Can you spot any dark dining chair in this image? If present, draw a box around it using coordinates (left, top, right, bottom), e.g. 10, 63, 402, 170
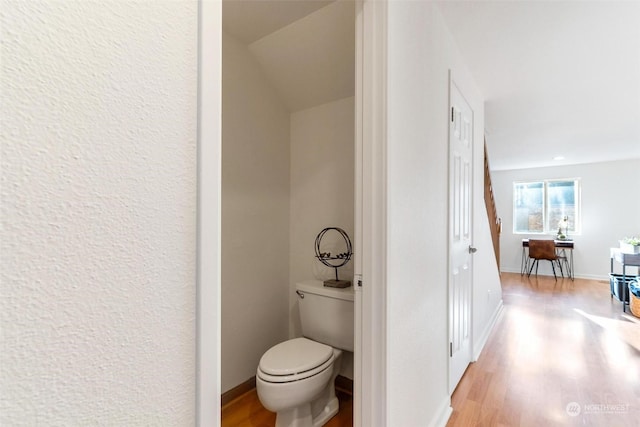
527, 239, 561, 279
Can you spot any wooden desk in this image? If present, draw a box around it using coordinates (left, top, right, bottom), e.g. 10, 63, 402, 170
521, 239, 574, 279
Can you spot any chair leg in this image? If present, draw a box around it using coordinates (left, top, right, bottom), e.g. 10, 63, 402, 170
550, 260, 557, 280
557, 260, 564, 277
527, 260, 536, 277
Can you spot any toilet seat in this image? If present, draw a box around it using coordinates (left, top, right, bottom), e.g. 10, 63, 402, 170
258, 338, 334, 383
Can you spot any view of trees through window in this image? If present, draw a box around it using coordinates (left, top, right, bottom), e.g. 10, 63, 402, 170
513, 179, 580, 234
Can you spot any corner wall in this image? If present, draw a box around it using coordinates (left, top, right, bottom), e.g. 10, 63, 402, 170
471, 198, 504, 359
493, 159, 640, 279
221, 32, 291, 393
1, 2, 197, 424
289, 97, 355, 333
289, 97, 355, 377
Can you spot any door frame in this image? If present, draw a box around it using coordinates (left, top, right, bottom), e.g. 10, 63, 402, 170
197, 1, 222, 426
196, 1, 389, 426
354, 1, 388, 426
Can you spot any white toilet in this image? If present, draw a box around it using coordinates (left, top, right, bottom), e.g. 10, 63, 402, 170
256, 280, 354, 427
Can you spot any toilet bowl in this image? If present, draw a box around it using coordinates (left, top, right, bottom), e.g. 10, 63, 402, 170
256, 280, 354, 427
256, 338, 342, 427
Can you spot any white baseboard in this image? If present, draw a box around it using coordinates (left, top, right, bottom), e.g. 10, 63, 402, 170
473, 300, 504, 361
428, 396, 453, 427
575, 274, 610, 281
499, 267, 522, 274
500, 268, 610, 282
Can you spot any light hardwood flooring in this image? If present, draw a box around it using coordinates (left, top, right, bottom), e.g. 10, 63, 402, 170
221, 386, 352, 427
448, 272, 640, 426
222, 272, 639, 426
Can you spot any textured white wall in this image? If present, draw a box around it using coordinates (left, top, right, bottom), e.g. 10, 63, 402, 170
493, 159, 640, 279
1, 2, 198, 425
221, 32, 291, 393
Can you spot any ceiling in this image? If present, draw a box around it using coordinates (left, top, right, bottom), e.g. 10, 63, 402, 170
222, 0, 333, 45
222, 0, 640, 171
437, 0, 640, 170
222, 0, 354, 112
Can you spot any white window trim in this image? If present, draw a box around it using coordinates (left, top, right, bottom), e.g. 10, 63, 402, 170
512, 178, 581, 236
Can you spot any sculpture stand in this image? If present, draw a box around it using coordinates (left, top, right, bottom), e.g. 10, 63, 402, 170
323, 279, 351, 288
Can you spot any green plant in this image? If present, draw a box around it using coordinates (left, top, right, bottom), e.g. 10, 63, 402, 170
623, 236, 640, 246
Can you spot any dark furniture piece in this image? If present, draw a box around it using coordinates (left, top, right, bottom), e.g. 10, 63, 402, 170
610, 248, 640, 312
521, 239, 574, 280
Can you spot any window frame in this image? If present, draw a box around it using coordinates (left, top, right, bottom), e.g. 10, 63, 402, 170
512, 178, 581, 235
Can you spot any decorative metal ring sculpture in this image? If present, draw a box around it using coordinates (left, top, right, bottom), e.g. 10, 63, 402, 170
314, 227, 352, 281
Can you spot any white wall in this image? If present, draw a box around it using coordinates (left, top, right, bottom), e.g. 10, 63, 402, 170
289, 96, 355, 376
385, 2, 501, 425
472, 170, 504, 359
493, 159, 640, 279
221, 32, 291, 393
1, 2, 197, 425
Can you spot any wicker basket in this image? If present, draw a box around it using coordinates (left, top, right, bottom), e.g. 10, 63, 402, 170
630, 280, 640, 318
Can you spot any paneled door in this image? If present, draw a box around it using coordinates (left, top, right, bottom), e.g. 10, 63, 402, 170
448, 79, 474, 394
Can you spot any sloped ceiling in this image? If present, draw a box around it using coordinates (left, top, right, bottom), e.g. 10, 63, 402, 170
222, 0, 639, 170
222, 0, 355, 112
222, 0, 333, 45
437, 0, 640, 170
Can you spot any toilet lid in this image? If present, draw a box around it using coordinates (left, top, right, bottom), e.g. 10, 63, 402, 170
259, 337, 333, 376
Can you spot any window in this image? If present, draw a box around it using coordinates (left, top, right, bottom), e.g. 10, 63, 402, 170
513, 179, 580, 235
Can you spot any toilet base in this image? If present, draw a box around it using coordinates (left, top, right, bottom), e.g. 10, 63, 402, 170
311, 396, 339, 427
273, 350, 343, 427
275, 396, 339, 427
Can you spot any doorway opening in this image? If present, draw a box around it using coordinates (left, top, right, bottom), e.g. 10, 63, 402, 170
219, 1, 357, 424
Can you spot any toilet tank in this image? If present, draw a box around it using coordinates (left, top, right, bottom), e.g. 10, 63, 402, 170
296, 280, 354, 352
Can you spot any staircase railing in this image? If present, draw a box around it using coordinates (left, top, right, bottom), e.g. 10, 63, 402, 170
484, 141, 501, 272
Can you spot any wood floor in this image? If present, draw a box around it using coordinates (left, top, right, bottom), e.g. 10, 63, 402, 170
448, 272, 640, 427
221, 386, 352, 427
222, 272, 640, 426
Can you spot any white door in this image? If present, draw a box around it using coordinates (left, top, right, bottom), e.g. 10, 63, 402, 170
448, 80, 474, 394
